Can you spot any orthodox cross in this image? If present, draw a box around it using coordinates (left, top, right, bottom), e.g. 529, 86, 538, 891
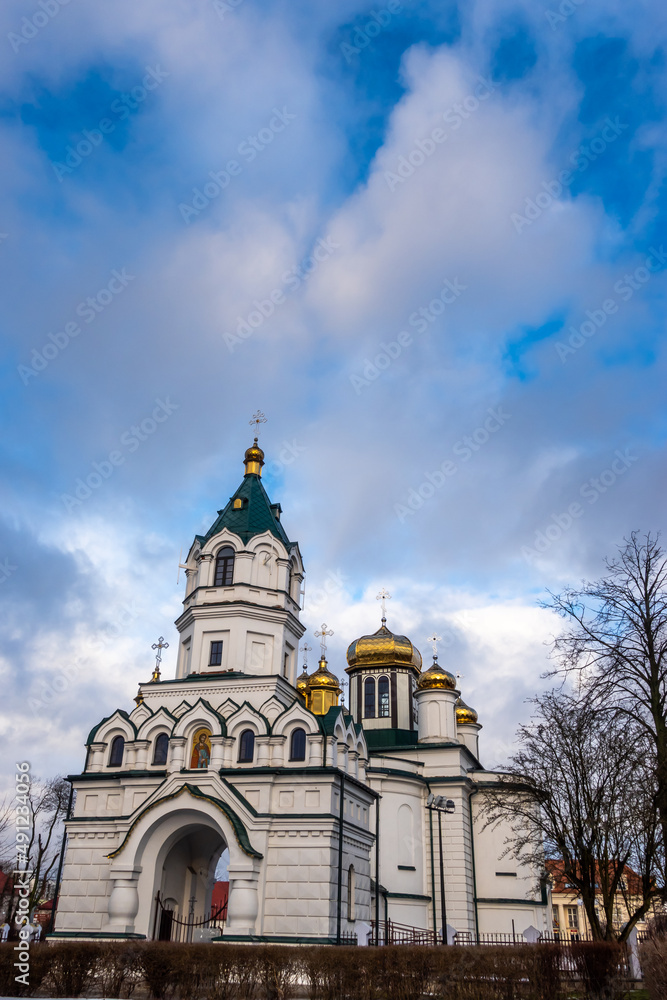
249, 410, 267, 438
300, 642, 312, 669
426, 632, 442, 661
151, 636, 169, 682
314, 623, 333, 659
376, 588, 391, 623
340, 676, 349, 710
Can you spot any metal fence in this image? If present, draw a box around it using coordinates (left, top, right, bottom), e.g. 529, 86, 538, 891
153, 891, 228, 943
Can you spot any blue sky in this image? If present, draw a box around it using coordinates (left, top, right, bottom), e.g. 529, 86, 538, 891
1, 0, 666, 790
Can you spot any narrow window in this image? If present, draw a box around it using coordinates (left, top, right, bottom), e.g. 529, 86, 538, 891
364, 677, 376, 718
238, 729, 255, 763
347, 865, 356, 921
378, 675, 390, 718
153, 733, 169, 766
283, 652, 289, 676
290, 728, 306, 761
287, 563, 293, 598
109, 735, 124, 768
209, 640, 223, 666
214, 546, 235, 587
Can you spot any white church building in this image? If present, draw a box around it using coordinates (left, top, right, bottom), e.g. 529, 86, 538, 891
52, 436, 551, 944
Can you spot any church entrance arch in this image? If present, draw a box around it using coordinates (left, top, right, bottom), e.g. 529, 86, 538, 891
153, 824, 226, 941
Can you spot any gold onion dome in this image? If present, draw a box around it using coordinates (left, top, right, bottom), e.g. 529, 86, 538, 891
306, 657, 341, 693
455, 697, 478, 725
416, 656, 457, 691
296, 666, 310, 697
243, 438, 265, 476
346, 621, 422, 671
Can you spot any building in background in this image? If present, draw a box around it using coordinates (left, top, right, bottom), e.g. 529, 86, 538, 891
52, 435, 550, 944
547, 860, 661, 939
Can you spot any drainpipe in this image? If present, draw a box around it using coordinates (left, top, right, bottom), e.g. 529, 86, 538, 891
468, 788, 480, 942
48, 781, 73, 936
375, 798, 380, 946
336, 770, 345, 944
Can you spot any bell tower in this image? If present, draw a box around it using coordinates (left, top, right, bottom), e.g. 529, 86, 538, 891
174, 423, 305, 684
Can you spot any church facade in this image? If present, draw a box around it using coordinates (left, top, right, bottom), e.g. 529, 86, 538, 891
53, 437, 550, 944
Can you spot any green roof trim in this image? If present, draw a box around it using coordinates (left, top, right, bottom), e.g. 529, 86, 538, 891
86, 709, 136, 746
198, 473, 292, 547
106, 783, 263, 860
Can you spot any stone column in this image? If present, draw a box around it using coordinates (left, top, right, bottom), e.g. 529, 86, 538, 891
169, 737, 186, 771
133, 740, 150, 770
87, 742, 107, 772
106, 865, 142, 934
256, 736, 271, 767
226, 862, 261, 935
209, 735, 225, 770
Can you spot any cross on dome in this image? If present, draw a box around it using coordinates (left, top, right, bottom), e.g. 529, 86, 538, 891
249, 410, 267, 438
300, 642, 312, 669
151, 636, 169, 682
376, 588, 391, 624
314, 623, 334, 658
426, 632, 442, 660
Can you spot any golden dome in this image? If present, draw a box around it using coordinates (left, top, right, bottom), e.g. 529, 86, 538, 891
416, 657, 457, 691
244, 438, 265, 476
296, 667, 310, 697
346, 623, 422, 672
455, 697, 478, 725
306, 657, 341, 693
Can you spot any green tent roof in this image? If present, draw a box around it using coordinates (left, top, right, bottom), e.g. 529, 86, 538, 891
197, 473, 292, 548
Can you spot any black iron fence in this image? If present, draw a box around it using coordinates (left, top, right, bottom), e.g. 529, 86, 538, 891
153, 891, 228, 943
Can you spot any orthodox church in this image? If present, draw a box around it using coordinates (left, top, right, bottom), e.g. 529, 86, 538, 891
53, 435, 550, 944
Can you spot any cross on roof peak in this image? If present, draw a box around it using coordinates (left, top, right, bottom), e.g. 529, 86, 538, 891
376, 588, 391, 623
314, 623, 333, 658
249, 410, 267, 438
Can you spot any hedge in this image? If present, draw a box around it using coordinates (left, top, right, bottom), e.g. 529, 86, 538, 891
0, 939, 629, 999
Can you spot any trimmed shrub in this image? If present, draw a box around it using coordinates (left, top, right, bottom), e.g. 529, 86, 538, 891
571, 941, 624, 1000
0, 941, 51, 998
640, 927, 667, 1000
46, 941, 103, 997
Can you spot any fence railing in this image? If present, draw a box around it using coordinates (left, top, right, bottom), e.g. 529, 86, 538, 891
153, 891, 228, 943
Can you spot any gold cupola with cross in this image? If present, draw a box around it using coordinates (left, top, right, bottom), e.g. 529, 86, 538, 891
305, 624, 342, 715
345, 590, 422, 746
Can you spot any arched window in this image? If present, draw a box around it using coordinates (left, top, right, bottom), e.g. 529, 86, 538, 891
347, 865, 356, 921
108, 735, 124, 768
290, 728, 306, 761
214, 546, 235, 587
153, 733, 169, 766
364, 677, 376, 718
378, 675, 390, 718
238, 729, 255, 763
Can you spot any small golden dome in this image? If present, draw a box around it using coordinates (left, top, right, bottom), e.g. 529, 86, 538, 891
296, 667, 310, 697
306, 657, 341, 693
346, 623, 422, 672
455, 697, 478, 724
416, 657, 457, 691
244, 437, 265, 476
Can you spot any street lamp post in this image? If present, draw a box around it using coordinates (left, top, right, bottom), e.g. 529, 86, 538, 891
426, 793, 455, 945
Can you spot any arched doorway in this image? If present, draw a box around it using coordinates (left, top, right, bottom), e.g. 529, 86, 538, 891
154, 824, 227, 941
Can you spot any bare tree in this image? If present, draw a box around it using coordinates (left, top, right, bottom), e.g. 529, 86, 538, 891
484, 691, 663, 942
6, 777, 70, 924
543, 531, 667, 889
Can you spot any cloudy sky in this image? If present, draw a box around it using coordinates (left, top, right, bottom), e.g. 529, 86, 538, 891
1, 0, 666, 793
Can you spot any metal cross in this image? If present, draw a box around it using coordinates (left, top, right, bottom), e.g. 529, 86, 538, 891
376, 588, 391, 621
152, 636, 169, 667
314, 623, 334, 657
340, 677, 349, 710
249, 410, 267, 437
426, 633, 442, 658
300, 643, 312, 669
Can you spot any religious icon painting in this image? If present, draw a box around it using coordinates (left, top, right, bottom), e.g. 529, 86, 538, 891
190, 728, 212, 769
